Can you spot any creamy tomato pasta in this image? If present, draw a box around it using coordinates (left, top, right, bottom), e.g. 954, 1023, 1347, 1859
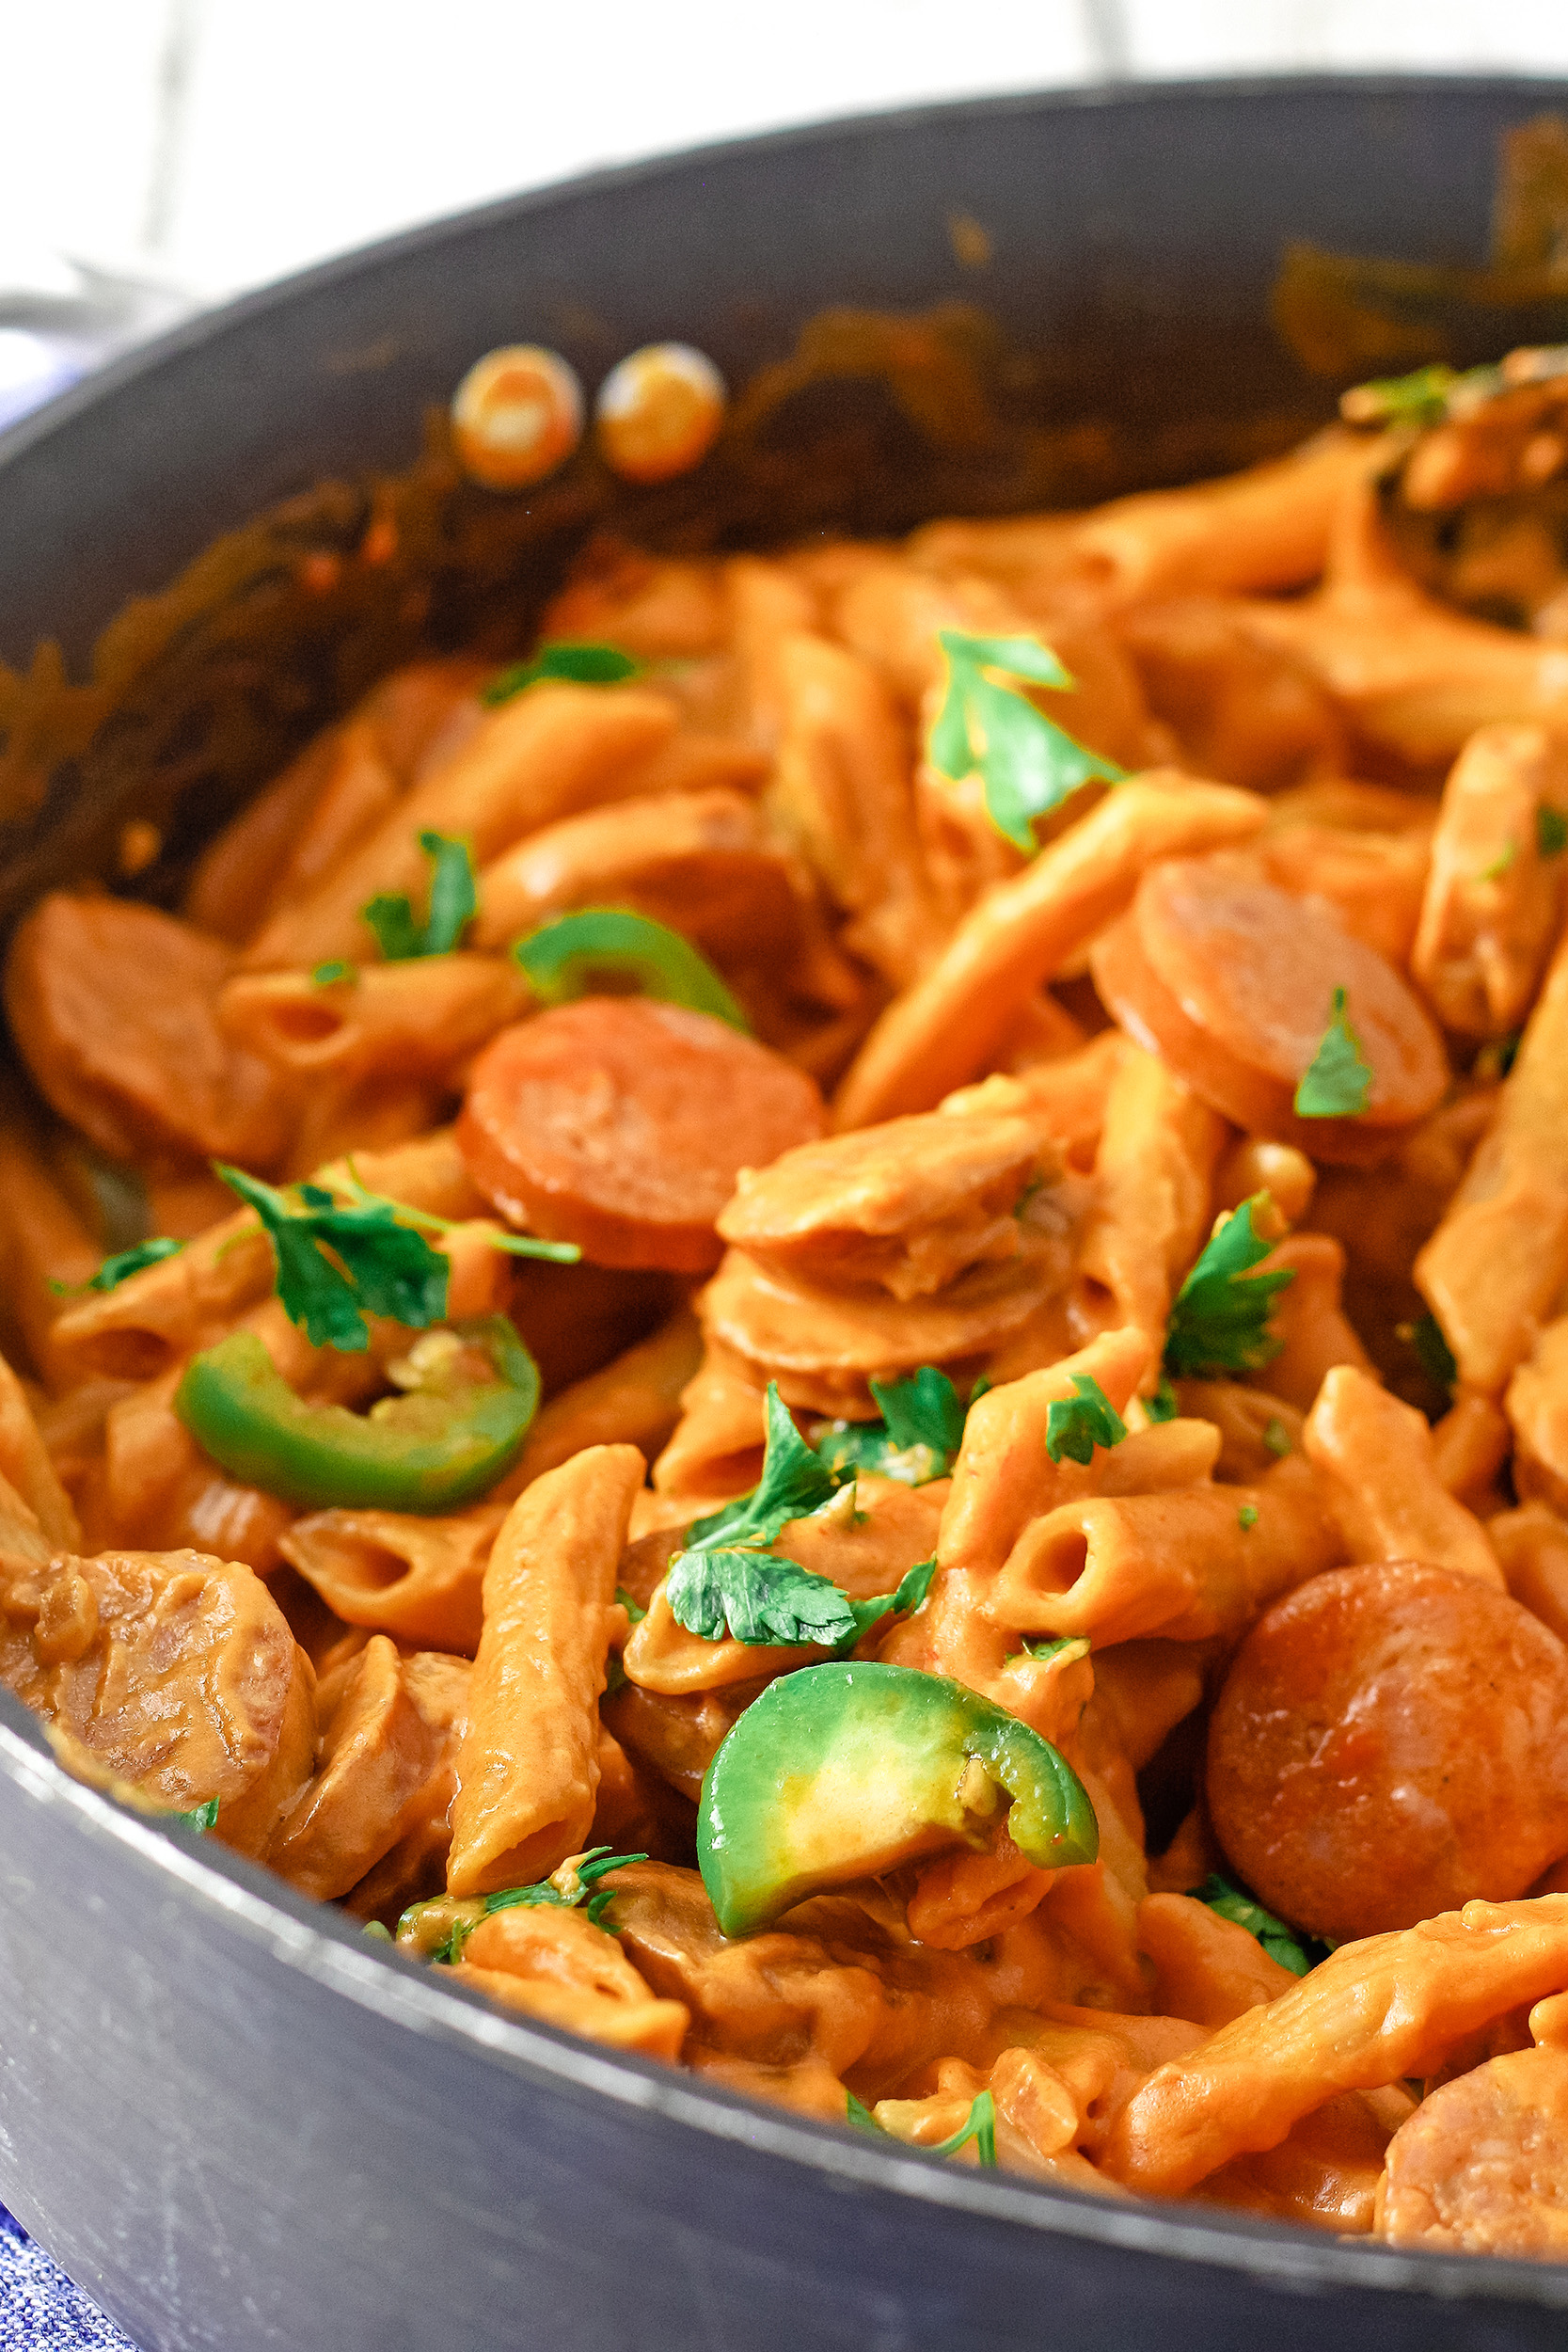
8, 343, 1568, 2259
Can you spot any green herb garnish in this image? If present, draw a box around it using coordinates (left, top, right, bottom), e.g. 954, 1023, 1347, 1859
1538, 804, 1568, 859
688, 1385, 846, 1550
362, 831, 477, 961
1008, 1634, 1091, 1667
928, 629, 1128, 856
482, 641, 642, 707
312, 960, 357, 986
51, 1234, 186, 1298
1164, 1193, 1295, 1377
1339, 360, 1465, 428
174, 1797, 219, 1834
1189, 1873, 1324, 1978
1043, 1374, 1127, 1467
1145, 1375, 1180, 1425
1263, 1417, 1292, 1459
1237, 1503, 1259, 1533
614, 1586, 648, 1626
814, 1365, 970, 1486
1404, 1311, 1458, 1396
362, 1919, 393, 1941
1293, 986, 1373, 1120
430, 1847, 647, 1961
1478, 838, 1518, 883
847, 2087, 997, 2167
667, 1549, 935, 1653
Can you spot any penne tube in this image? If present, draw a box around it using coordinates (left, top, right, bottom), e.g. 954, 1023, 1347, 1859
242, 683, 680, 971
246, 718, 402, 936
601, 729, 771, 802
1063, 429, 1378, 608
1245, 1232, 1372, 1412
1136, 1892, 1298, 2029
1489, 1501, 1568, 1645
0, 1113, 103, 1390
0, 1349, 79, 1547
832, 775, 1265, 1128
651, 1341, 768, 1501
1416, 923, 1568, 1393
768, 631, 938, 987
726, 555, 818, 747
1303, 1364, 1502, 1584
446, 1442, 644, 1897
1104, 1894, 1568, 2196
1505, 1314, 1568, 1514
184, 725, 344, 942
1076, 1047, 1227, 1375
49, 1127, 483, 1386
1241, 488, 1568, 768
280, 1503, 506, 1653
1411, 723, 1568, 1036
494, 1308, 704, 1499
1430, 1390, 1513, 1511
990, 1455, 1338, 1646
219, 954, 529, 1085
1088, 1643, 1209, 1775
468, 787, 799, 959
1173, 1381, 1303, 1482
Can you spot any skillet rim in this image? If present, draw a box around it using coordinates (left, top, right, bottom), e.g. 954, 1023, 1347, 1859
6, 68, 1568, 2308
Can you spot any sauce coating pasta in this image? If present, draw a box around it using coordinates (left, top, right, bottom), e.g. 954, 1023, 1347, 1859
12, 333, 1568, 2258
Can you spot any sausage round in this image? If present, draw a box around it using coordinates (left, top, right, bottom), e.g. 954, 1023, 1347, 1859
1207, 1558, 1568, 1942
458, 997, 826, 1271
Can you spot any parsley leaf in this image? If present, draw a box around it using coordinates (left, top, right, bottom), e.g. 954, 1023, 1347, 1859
1044, 1374, 1127, 1467
1237, 1502, 1259, 1532
1008, 1634, 1091, 1666
929, 629, 1128, 856
341, 1165, 581, 1266
173, 1797, 219, 1833
482, 641, 643, 707
1145, 1375, 1180, 1425
688, 1384, 844, 1550
58, 1235, 185, 1297
614, 1585, 647, 1626
362, 831, 477, 961
1293, 986, 1372, 1119
847, 2087, 997, 2167
311, 960, 356, 986
1403, 1311, 1458, 1396
1163, 1193, 1295, 1377
1539, 804, 1568, 859
214, 1165, 451, 1352
667, 1548, 863, 1646
1339, 360, 1465, 428
666, 1547, 936, 1653
1189, 1873, 1325, 1978
815, 1365, 969, 1486
436, 1848, 647, 1959
1478, 838, 1518, 883
1263, 1417, 1292, 1459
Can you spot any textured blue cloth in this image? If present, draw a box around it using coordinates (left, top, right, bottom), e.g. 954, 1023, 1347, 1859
0, 2208, 136, 2349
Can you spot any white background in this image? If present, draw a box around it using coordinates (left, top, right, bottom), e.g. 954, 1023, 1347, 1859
7, 0, 1568, 300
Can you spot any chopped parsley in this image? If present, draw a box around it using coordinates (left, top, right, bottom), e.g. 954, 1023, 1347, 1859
1538, 804, 1568, 859
482, 641, 643, 707
53, 1234, 185, 1298
1164, 1193, 1295, 1377
172, 1797, 219, 1834
1293, 987, 1373, 1120
1144, 1375, 1180, 1425
1237, 1503, 1259, 1533
815, 1365, 971, 1486
689, 1385, 845, 1551
1008, 1634, 1091, 1667
1339, 360, 1466, 428
1402, 1311, 1458, 1396
667, 1549, 935, 1651
614, 1586, 648, 1626
426, 1848, 648, 1962
1263, 1417, 1292, 1459
1044, 1374, 1127, 1467
847, 2087, 997, 2167
1188, 1873, 1326, 1978
362, 831, 477, 961
1477, 838, 1518, 884
311, 960, 357, 986
928, 629, 1127, 855
214, 1163, 578, 1353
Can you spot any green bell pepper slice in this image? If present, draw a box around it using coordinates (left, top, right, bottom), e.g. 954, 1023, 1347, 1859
697, 1660, 1098, 1937
175, 1313, 539, 1513
513, 907, 750, 1033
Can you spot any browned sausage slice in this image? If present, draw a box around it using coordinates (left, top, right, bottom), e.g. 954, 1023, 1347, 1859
458, 999, 825, 1271
1207, 1559, 1568, 1943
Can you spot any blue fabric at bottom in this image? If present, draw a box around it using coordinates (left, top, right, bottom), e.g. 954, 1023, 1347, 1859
0, 2208, 137, 2350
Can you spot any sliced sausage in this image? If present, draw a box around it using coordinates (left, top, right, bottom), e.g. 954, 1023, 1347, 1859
1092, 856, 1448, 1164
458, 999, 825, 1271
1378, 2043, 1568, 2257
1208, 1559, 1568, 1943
